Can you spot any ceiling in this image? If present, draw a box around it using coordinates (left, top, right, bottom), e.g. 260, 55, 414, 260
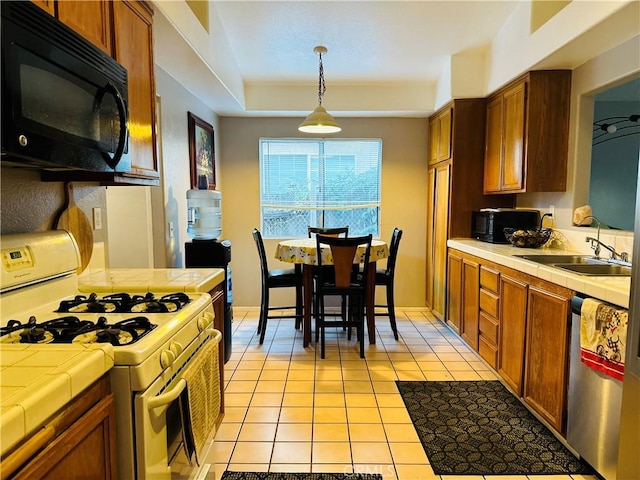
152, 1, 639, 118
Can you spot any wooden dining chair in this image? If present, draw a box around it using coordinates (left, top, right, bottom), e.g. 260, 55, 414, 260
374, 227, 403, 340
252, 228, 303, 344
315, 233, 372, 359
308, 225, 349, 325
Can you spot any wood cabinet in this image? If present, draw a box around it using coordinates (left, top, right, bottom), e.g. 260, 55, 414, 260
428, 107, 452, 165
478, 266, 500, 368
6, 375, 117, 479
483, 70, 571, 194
426, 100, 513, 320
447, 248, 573, 434
524, 286, 571, 432
461, 258, 479, 351
32, 0, 113, 55
498, 274, 528, 394
446, 250, 463, 334
112, 0, 159, 184
40, 0, 159, 186
426, 161, 451, 319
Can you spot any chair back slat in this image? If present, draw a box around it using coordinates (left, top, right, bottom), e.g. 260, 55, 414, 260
330, 244, 359, 287
316, 234, 372, 288
252, 228, 269, 277
385, 227, 403, 277
308, 226, 349, 238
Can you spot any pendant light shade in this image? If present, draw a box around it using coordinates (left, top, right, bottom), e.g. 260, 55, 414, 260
298, 106, 342, 133
298, 46, 341, 134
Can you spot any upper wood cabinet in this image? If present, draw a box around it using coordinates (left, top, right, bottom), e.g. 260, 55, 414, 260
483, 70, 571, 194
112, 0, 159, 183
425, 100, 513, 320
31, 1, 113, 56
428, 107, 452, 165
39, 0, 159, 186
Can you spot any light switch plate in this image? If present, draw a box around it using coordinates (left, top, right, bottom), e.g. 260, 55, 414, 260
92, 208, 102, 230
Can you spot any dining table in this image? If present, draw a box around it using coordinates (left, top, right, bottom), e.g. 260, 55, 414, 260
275, 237, 389, 347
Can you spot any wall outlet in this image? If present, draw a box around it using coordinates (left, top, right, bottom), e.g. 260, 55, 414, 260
92, 207, 102, 230
548, 205, 555, 219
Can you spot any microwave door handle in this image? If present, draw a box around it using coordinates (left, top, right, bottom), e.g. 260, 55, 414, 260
98, 81, 129, 170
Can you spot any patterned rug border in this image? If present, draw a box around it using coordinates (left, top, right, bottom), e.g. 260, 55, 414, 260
396, 380, 594, 476
220, 472, 382, 480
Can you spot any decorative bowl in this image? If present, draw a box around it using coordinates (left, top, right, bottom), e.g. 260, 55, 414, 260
503, 227, 552, 248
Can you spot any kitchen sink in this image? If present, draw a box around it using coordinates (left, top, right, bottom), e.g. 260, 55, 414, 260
514, 254, 599, 265
514, 254, 632, 276
553, 263, 632, 276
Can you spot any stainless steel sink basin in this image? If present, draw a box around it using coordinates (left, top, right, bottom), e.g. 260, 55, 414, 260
514, 254, 632, 276
553, 263, 632, 276
514, 254, 598, 265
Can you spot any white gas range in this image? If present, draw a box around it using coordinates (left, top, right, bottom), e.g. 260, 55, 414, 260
1, 231, 221, 479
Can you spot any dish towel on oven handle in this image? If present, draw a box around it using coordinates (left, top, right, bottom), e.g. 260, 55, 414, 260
179, 329, 222, 466
580, 298, 628, 381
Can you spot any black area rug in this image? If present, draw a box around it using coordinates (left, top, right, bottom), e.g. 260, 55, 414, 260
396, 380, 594, 476
221, 473, 382, 480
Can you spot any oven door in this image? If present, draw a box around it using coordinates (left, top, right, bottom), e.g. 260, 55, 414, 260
134, 329, 220, 480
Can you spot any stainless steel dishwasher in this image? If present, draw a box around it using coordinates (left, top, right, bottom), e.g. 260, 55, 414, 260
567, 295, 624, 480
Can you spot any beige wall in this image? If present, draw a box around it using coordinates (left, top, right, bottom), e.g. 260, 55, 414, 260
219, 117, 429, 308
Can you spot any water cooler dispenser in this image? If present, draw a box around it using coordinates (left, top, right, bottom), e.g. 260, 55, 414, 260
184, 189, 233, 363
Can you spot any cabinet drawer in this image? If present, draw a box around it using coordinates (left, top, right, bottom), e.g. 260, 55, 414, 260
479, 335, 498, 369
480, 266, 499, 293
479, 311, 499, 344
479, 288, 499, 318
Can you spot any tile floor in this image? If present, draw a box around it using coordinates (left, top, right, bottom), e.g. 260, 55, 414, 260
206, 308, 597, 480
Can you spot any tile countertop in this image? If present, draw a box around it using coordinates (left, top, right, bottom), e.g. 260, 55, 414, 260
448, 239, 631, 309
78, 268, 225, 293
1, 343, 114, 457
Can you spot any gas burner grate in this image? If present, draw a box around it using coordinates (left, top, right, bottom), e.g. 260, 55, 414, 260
56, 292, 191, 314
0, 315, 157, 346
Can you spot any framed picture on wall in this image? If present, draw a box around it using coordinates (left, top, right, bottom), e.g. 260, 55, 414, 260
188, 112, 216, 190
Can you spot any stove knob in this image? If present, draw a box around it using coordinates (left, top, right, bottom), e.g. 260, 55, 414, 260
160, 349, 176, 369
197, 313, 213, 332
169, 342, 183, 357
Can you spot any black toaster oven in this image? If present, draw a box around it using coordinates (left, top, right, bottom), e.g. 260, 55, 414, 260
472, 209, 541, 243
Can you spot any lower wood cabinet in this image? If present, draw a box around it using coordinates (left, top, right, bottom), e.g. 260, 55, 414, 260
447, 248, 573, 434
446, 251, 463, 334
8, 375, 117, 479
461, 259, 480, 351
498, 274, 528, 395
524, 286, 571, 432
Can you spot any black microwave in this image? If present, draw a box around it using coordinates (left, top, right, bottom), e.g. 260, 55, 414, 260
1, 1, 130, 172
472, 209, 541, 243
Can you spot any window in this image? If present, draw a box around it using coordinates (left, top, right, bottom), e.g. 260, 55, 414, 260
260, 138, 382, 238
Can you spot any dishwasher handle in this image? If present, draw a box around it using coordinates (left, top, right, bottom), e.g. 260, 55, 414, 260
571, 295, 586, 315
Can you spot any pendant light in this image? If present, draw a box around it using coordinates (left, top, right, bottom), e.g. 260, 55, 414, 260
298, 46, 342, 134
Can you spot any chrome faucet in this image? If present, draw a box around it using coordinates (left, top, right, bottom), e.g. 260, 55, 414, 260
583, 215, 629, 262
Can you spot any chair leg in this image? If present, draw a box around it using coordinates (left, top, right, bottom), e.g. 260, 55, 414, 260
259, 288, 269, 344
295, 283, 303, 330
341, 295, 347, 331
387, 283, 399, 340
319, 298, 326, 359
358, 296, 365, 358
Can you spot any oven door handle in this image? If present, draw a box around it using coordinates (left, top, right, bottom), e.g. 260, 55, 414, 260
148, 379, 186, 411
